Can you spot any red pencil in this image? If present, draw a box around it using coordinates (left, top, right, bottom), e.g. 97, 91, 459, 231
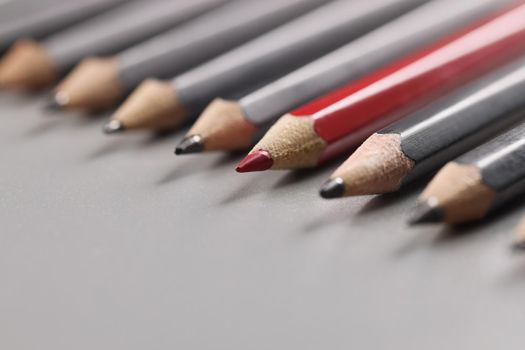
236, 0, 525, 173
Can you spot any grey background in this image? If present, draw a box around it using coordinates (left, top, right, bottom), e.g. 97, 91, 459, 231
1, 91, 525, 349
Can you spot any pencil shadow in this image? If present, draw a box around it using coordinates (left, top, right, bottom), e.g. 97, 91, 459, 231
272, 156, 344, 190
211, 152, 244, 167
87, 130, 180, 161
208, 152, 243, 171
300, 205, 354, 234
392, 200, 525, 257
218, 173, 276, 206
135, 130, 178, 149
21, 118, 62, 137
431, 200, 525, 247
357, 177, 429, 216
85, 138, 130, 160
498, 255, 525, 287
391, 230, 435, 258
156, 153, 236, 186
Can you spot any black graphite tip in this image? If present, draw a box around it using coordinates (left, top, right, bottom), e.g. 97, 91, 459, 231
408, 201, 444, 225
42, 95, 62, 112
320, 177, 346, 199
103, 120, 125, 135
175, 135, 204, 155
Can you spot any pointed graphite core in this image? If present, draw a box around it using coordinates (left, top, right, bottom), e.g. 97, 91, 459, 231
103, 120, 125, 134
236, 150, 273, 173
408, 199, 444, 225
175, 135, 204, 155
320, 177, 345, 199
43, 94, 62, 112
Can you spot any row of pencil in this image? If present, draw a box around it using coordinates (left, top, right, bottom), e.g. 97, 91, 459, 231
3, 0, 525, 243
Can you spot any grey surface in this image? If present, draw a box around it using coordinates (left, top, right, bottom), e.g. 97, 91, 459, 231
2, 91, 525, 350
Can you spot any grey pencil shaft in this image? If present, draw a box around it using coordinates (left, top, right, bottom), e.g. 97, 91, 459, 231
241, 0, 513, 126
45, 0, 226, 75
0, 0, 129, 53
384, 58, 525, 184
117, 0, 329, 92
174, 0, 425, 113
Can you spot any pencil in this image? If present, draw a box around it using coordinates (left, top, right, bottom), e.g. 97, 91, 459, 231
50, 0, 326, 113
105, 0, 424, 134
320, 57, 525, 199
0, 0, 226, 90
0, 0, 129, 54
236, 1, 525, 173
409, 121, 525, 226
178, 0, 511, 154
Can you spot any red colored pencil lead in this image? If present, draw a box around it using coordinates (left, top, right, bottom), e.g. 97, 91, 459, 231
236, 150, 274, 173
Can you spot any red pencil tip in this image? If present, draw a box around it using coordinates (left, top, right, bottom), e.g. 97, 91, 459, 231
236, 150, 273, 173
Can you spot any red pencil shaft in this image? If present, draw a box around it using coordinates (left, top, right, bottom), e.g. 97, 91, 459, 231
291, 1, 525, 163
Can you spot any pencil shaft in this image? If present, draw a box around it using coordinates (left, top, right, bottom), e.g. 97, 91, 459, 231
117, 0, 329, 92
173, 0, 425, 115
241, 0, 511, 128
0, 0, 128, 53
302, 1, 525, 163
44, 0, 224, 74
383, 58, 525, 184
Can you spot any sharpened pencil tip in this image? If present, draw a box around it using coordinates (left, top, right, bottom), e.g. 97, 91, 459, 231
408, 200, 444, 225
43, 95, 62, 112
320, 178, 345, 199
103, 120, 125, 135
236, 150, 273, 173
175, 135, 204, 155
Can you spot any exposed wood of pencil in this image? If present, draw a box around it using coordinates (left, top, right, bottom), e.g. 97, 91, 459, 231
241, 114, 327, 171
182, 99, 257, 152
0, 39, 56, 89
52, 58, 122, 110
110, 79, 185, 131
326, 133, 414, 197
417, 162, 496, 225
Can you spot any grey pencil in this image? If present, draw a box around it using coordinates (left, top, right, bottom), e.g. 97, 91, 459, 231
320, 57, 525, 199
179, 0, 513, 154
50, 0, 328, 113
0, 0, 129, 55
107, 0, 427, 134
0, 0, 226, 90
409, 120, 525, 225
